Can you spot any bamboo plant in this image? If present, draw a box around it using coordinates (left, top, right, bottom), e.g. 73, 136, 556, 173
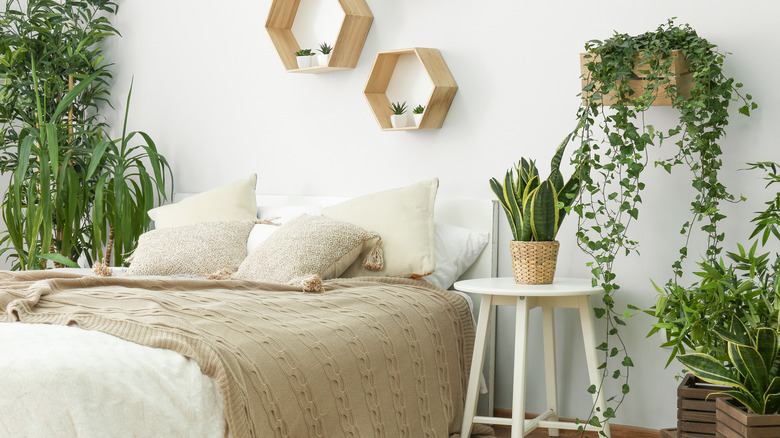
0, 0, 172, 269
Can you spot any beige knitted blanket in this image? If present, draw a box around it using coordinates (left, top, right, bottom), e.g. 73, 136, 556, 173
0, 271, 493, 438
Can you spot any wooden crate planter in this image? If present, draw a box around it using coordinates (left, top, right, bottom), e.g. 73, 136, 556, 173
678, 374, 731, 438
579, 50, 693, 106
716, 398, 780, 438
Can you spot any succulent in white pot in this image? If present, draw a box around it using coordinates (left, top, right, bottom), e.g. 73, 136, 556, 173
317, 42, 332, 67
412, 104, 425, 126
294, 49, 315, 69
389, 101, 408, 128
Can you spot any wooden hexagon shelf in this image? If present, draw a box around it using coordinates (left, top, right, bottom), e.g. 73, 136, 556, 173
364, 48, 458, 131
265, 0, 373, 74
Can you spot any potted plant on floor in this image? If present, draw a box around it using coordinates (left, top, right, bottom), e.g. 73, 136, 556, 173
389, 101, 407, 128
678, 314, 780, 437
648, 162, 780, 436
317, 42, 332, 67
294, 49, 315, 68
489, 133, 582, 284
412, 104, 425, 126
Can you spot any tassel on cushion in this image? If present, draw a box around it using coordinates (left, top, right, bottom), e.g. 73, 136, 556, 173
206, 267, 234, 280
92, 262, 113, 277
362, 238, 384, 271
301, 274, 324, 293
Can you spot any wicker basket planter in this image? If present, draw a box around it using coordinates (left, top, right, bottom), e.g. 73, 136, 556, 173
677, 374, 730, 438
510, 240, 559, 284
716, 397, 780, 438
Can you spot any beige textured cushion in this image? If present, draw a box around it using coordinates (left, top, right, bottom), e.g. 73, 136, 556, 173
148, 174, 258, 228
323, 178, 438, 278
126, 220, 255, 276
233, 214, 379, 286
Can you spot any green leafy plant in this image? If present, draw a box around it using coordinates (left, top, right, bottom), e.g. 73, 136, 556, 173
294, 49, 314, 56
88, 81, 173, 267
0, 0, 119, 269
389, 101, 407, 115
412, 105, 425, 114
489, 134, 581, 242
318, 43, 332, 55
648, 162, 780, 366
569, 19, 756, 431
0, 0, 172, 269
678, 315, 780, 415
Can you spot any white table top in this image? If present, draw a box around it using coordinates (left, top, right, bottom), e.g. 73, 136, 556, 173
453, 277, 604, 297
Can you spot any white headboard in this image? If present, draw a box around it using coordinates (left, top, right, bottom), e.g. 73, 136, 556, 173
173, 193, 499, 282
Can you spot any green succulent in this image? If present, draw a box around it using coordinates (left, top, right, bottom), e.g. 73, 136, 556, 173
413, 105, 425, 114
678, 315, 780, 415
294, 49, 314, 56
489, 133, 582, 242
318, 42, 333, 55
389, 101, 407, 115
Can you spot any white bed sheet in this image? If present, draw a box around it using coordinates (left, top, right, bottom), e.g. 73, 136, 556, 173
0, 322, 226, 438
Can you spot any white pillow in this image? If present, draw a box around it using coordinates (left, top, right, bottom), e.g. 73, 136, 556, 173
148, 174, 258, 228
424, 223, 489, 290
323, 178, 438, 278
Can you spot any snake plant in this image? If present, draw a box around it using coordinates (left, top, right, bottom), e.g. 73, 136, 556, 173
678, 315, 780, 414
489, 133, 582, 241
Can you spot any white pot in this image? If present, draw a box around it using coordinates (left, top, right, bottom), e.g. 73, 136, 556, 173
390, 114, 407, 129
317, 54, 330, 66
296, 56, 312, 69
413, 113, 423, 126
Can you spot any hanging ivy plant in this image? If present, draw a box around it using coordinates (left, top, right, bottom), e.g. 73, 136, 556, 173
571, 19, 755, 432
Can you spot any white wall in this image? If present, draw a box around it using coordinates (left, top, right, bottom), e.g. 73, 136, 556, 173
101, 0, 780, 429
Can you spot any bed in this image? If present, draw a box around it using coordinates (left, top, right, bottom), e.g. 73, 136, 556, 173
0, 181, 498, 438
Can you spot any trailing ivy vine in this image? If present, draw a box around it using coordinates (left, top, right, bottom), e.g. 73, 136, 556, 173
571, 19, 755, 433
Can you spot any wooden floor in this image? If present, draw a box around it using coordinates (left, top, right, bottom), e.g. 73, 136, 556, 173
495, 427, 588, 437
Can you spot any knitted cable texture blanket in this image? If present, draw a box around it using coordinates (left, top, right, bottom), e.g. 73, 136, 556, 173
0, 270, 493, 438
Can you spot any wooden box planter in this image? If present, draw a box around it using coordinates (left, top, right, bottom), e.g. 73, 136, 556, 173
716, 397, 780, 438
678, 374, 731, 438
579, 50, 693, 106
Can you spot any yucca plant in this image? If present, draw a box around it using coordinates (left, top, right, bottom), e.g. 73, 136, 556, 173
489, 133, 582, 241
678, 315, 780, 415
389, 101, 407, 115
87, 80, 173, 267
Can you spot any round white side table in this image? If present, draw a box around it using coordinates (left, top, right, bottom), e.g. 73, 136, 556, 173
454, 277, 611, 438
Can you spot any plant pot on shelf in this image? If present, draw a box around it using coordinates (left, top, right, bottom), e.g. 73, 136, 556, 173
317, 54, 330, 66
413, 113, 423, 126
510, 240, 559, 284
716, 397, 780, 438
296, 56, 312, 69
390, 114, 407, 129
677, 373, 730, 438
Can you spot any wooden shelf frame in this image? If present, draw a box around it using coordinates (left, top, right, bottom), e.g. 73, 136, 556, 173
364, 48, 458, 131
580, 50, 692, 106
265, 0, 373, 74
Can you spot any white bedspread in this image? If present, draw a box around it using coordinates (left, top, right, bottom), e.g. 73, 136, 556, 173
0, 322, 226, 438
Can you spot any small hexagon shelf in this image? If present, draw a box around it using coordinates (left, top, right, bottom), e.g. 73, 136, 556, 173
364, 48, 458, 131
265, 0, 373, 74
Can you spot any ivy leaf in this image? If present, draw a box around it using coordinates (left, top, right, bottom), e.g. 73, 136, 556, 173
622, 356, 634, 367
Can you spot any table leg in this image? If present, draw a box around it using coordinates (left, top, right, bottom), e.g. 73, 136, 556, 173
511, 296, 530, 438
461, 294, 494, 438
578, 295, 611, 438
541, 306, 558, 437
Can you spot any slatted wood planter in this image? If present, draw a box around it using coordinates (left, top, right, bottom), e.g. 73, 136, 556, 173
579, 50, 693, 106
678, 374, 730, 438
716, 398, 780, 438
